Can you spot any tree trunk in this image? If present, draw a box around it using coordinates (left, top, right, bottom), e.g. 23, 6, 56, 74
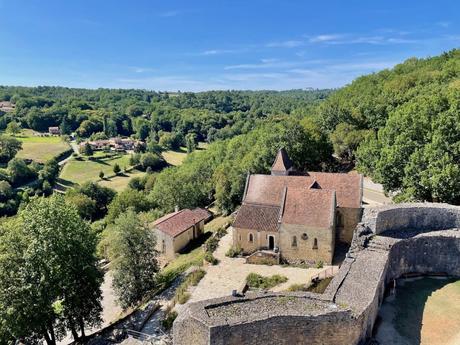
79, 317, 86, 338
44, 331, 56, 345
70, 326, 79, 341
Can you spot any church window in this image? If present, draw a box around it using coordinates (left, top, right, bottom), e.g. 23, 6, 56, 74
292, 236, 297, 247
249, 233, 254, 242
313, 238, 318, 250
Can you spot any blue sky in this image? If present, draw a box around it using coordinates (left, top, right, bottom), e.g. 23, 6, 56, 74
0, 0, 459, 91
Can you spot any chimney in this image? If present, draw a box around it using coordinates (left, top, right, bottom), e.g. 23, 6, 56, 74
175, 205, 179, 212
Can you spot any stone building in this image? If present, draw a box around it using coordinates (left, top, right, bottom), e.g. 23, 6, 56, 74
232, 148, 362, 264
152, 208, 212, 260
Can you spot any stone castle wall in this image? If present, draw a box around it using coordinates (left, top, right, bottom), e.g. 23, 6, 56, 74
174, 203, 460, 345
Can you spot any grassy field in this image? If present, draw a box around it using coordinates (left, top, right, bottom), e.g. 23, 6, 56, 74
376, 277, 460, 345
60, 153, 133, 186
11, 130, 70, 163
162, 142, 209, 167
99, 169, 146, 192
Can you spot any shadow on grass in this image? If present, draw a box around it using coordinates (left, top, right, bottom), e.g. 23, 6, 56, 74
375, 276, 458, 344
178, 232, 212, 255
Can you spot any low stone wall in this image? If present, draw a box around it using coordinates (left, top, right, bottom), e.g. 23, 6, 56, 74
174, 203, 460, 345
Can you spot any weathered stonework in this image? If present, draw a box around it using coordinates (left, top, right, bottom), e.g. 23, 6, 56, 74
174, 203, 460, 345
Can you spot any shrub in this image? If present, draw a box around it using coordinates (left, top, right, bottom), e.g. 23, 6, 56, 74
204, 252, 218, 265
316, 261, 324, 269
161, 310, 177, 330
225, 245, 242, 258
204, 236, 219, 253
187, 269, 206, 286
246, 273, 288, 290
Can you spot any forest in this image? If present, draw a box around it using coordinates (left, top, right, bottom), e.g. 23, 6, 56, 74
318, 48, 460, 204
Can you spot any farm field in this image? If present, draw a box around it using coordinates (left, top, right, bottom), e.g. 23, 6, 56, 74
12, 130, 70, 163
59, 153, 132, 186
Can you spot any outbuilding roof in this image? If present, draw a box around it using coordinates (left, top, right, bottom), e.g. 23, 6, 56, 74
153, 208, 212, 238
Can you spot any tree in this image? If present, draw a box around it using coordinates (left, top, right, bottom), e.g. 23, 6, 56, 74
0, 135, 22, 163
81, 142, 93, 156
39, 159, 60, 185
64, 193, 97, 220
99, 171, 105, 180
6, 121, 21, 136
8, 158, 36, 185
106, 189, 153, 222
185, 133, 197, 153
76, 182, 116, 217
140, 152, 164, 171
113, 163, 121, 175
330, 123, 371, 161
0, 195, 103, 344
105, 210, 159, 308
60, 116, 71, 135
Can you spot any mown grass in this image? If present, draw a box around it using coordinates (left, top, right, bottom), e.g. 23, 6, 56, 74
99, 169, 146, 192
12, 130, 70, 162
59, 153, 132, 185
161, 147, 188, 166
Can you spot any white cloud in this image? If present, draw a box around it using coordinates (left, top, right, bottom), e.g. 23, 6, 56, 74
159, 10, 180, 17
309, 34, 344, 43
266, 40, 303, 48
129, 66, 155, 73
437, 21, 451, 28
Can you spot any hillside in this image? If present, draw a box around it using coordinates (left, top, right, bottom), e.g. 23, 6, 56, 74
317, 49, 460, 204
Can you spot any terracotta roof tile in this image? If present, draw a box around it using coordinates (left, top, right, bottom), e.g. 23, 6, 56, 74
271, 148, 294, 173
244, 173, 361, 208
282, 188, 335, 228
152, 208, 211, 238
233, 204, 280, 232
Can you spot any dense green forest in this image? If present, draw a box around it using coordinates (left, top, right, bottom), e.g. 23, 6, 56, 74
318, 48, 460, 204
0, 87, 330, 141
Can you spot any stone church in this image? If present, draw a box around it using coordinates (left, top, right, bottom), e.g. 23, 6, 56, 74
232, 149, 362, 264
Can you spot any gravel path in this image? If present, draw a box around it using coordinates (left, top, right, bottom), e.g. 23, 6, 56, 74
187, 228, 334, 304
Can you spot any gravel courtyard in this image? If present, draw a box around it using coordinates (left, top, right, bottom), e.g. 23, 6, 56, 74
187, 228, 335, 304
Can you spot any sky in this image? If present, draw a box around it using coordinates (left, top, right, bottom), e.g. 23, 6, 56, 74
0, 0, 459, 91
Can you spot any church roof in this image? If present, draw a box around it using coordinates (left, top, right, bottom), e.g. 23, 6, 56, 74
271, 148, 294, 173
244, 173, 361, 209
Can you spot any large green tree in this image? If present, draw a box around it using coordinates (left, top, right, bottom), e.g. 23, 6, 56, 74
0, 195, 103, 344
104, 210, 159, 308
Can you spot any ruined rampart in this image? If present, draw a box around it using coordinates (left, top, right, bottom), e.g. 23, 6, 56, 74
173, 203, 460, 345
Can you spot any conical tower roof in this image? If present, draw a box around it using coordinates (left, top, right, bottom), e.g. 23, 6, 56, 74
271, 148, 294, 175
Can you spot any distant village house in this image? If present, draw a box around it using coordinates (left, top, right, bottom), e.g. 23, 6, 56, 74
48, 126, 60, 135
79, 137, 140, 152
232, 148, 362, 265
152, 208, 212, 260
0, 101, 15, 113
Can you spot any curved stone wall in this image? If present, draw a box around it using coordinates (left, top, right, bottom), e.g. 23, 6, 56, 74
173, 203, 460, 345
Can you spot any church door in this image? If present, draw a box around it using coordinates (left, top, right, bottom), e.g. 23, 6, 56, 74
268, 235, 275, 250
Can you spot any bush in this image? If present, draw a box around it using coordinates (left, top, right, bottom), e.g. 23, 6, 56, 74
246, 273, 288, 290
204, 236, 219, 253
161, 310, 177, 330
316, 261, 324, 269
225, 245, 242, 258
204, 252, 218, 265
187, 269, 206, 286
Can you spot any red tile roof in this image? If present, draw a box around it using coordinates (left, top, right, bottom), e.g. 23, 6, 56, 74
152, 208, 211, 238
244, 173, 361, 208
233, 204, 280, 232
282, 189, 335, 228
271, 148, 294, 173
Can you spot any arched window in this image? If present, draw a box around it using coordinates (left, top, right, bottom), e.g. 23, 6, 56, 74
249, 233, 254, 242
291, 236, 297, 247
313, 238, 318, 250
